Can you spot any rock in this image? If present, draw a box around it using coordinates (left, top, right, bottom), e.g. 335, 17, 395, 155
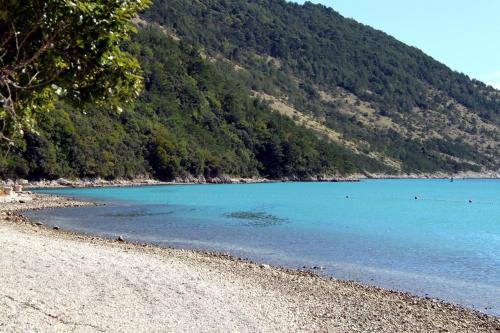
56, 178, 73, 186
311, 266, 325, 270
174, 176, 185, 184
208, 175, 234, 184
222, 175, 233, 184
184, 175, 196, 183
53, 226, 60, 230
3, 186, 13, 196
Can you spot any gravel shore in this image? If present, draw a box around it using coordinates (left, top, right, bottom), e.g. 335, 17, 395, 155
0, 194, 499, 332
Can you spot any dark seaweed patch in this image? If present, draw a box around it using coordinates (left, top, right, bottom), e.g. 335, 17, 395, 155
100, 209, 174, 219
225, 211, 287, 227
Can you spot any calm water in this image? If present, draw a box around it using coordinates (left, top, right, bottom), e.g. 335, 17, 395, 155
28, 180, 500, 315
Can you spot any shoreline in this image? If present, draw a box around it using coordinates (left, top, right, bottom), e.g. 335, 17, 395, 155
1, 170, 499, 190
1, 193, 499, 331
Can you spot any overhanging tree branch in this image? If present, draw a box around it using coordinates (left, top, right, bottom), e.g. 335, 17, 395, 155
0, 0, 151, 151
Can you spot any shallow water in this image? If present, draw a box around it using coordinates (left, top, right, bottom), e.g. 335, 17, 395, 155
28, 180, 500, 315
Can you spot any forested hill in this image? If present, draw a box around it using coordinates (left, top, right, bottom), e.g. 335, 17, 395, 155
1, 0, 499, 181
144, 0, 500, 173
1, 26, 381, 181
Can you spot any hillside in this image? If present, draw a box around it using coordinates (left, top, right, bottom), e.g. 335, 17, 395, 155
0, 26, 382, 181
144, 0, 500, 173
1, 0, 499, 181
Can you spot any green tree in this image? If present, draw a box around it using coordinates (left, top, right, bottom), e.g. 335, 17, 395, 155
0, 0, 150, 152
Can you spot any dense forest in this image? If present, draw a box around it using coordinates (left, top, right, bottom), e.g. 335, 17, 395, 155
0, 27, 383, 180
144, 0, 500, 172
145, 0, 500, 120
1, 0, 499, 180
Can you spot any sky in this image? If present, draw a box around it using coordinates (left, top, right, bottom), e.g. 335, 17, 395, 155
292, 0, 500, 89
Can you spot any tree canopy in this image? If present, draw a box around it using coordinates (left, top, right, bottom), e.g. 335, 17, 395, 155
0, 0, 150, 150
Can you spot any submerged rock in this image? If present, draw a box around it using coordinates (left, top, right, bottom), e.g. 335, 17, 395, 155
311, 266, 326, 271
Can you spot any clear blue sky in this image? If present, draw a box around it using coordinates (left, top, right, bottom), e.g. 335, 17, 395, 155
292, 0, 500, 89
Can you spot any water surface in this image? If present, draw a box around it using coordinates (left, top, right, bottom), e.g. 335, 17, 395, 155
28, 180, 500, 315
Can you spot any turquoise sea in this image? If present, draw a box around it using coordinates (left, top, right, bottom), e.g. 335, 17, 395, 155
29, 179, 500, 315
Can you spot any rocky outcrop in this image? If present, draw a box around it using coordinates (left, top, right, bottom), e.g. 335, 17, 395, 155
2, 170, 498, 190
